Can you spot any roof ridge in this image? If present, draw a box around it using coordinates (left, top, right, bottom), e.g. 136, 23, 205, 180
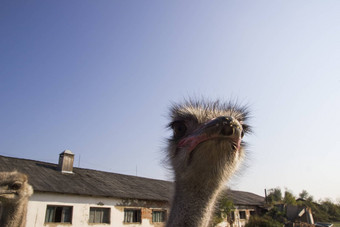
0, 154, 56, 165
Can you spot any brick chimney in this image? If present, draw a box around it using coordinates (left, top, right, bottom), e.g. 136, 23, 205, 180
58, 150, 74, 174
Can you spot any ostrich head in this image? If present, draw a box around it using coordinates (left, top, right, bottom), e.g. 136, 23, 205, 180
167, 99, 250, 188
0, 171, 33, 205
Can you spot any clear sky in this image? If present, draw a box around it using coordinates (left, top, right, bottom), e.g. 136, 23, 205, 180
1, 1, 340, 201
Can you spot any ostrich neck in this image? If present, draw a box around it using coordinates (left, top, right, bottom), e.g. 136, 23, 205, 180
0, 199, 28, 227
167, 180, 224, 227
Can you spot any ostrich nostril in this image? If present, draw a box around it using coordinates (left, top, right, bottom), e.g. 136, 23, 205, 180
219, 116, 234, 136
221, 124, 234, 136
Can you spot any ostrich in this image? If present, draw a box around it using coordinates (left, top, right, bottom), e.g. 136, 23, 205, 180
0, 171, 33, 227
166, 99, 250, 227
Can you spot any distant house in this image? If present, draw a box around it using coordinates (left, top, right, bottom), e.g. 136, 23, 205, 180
216, 190, 266, 227
0, 151, 265, 227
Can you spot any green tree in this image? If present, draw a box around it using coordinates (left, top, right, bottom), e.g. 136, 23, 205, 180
262, 188, 340, 223
299, 189, 314, 202
283, 190, 296, 205
306, 195, 314, 203
267, 206, 287, 224
320, 199, 340, 221
212, 196, 234, 226
299, 190, 309, 200
267, 187, 282, 204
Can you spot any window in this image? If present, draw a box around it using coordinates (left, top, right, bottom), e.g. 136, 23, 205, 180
124, 209, 141, 223
152, 210, 166, 223
250, 210, 256, 216
89, 207, 110, 224
45, 205, 73, 223
239, 210, 246, 219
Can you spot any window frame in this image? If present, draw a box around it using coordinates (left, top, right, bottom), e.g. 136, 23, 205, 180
152, 210, 167, 223
45, 205, 73, 223
123, 208, 142, 223
89, 207, 111, 224
239, 210, 247, 220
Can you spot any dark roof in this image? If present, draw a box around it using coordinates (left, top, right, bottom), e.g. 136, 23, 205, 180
0, 155, 172, 202
0, 155, 265, 206
223, 190, 265, 206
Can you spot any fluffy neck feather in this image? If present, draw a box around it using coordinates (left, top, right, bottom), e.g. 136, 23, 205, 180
0, 198, 28, 227
167, 178, 225, 227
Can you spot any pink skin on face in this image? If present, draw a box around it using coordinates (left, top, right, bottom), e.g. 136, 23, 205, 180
177, 134, 241, 152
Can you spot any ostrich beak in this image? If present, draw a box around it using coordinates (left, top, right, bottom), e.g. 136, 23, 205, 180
178, 116, 243, 152
0, 189, 17, 199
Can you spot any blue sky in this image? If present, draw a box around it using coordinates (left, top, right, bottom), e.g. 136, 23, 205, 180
1, 1, 340, 201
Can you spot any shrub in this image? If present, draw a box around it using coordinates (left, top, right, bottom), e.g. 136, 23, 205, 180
245, 215, 282, 227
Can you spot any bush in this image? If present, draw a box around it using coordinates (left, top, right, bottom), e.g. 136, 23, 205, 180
245, 215, 283, 227
267, 206, 287, 223
212, 196, 234, 226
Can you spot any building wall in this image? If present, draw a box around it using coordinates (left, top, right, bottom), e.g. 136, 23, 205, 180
26, 192, 169, 227
216, 207, 255, 227
231, 208, 252, 227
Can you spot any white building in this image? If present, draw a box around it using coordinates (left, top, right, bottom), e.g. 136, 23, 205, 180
0, 151, 265, 227
0, 151, 170, 227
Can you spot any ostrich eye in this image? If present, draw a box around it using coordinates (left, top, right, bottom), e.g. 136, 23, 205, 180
11, 182, 22, 190
171, 121, 187, 139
